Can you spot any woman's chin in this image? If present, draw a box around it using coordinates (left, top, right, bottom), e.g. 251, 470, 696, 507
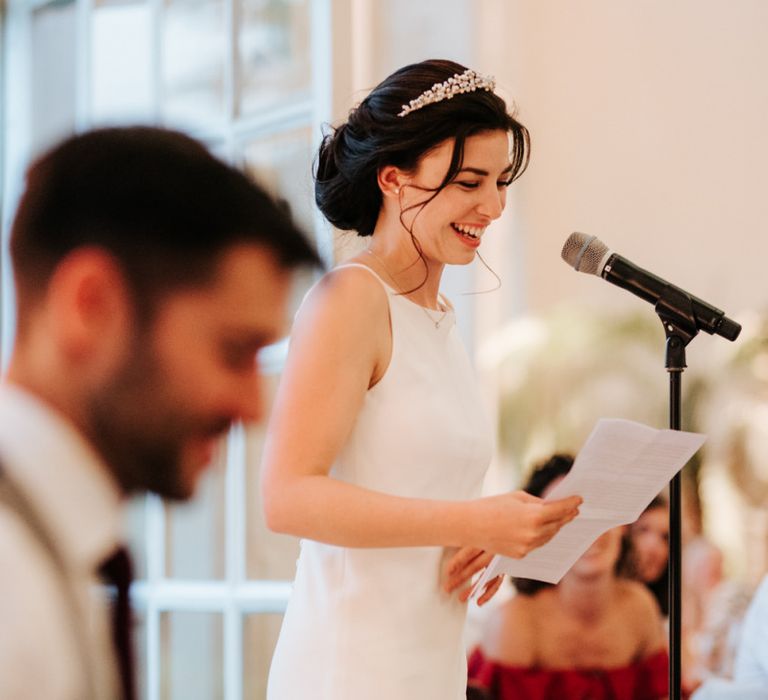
570, 555, 614, 579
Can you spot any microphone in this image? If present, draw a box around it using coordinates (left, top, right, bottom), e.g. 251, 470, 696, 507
561, 232, 741, 341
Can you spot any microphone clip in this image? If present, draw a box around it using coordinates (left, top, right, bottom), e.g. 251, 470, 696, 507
655, 285, 699, 371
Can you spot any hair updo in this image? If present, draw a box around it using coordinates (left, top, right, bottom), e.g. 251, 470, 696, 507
315, 59, 530, 237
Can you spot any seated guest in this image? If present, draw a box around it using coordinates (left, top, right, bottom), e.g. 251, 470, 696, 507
690, 571, 768, 698
468, 454, 669, 700
682, 536, 752, 688
689, 575, 768, 699
624, 493, 717, 697
623, 495, 670, 618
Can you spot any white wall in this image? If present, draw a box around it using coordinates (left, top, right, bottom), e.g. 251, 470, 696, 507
489, 0, 768, 321
335, 0, 768, 355
474, 0, 768, 577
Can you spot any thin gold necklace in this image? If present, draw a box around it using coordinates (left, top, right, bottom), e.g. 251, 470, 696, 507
365, 249, 448, 329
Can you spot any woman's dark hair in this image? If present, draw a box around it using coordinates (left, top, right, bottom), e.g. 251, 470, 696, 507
620, 494, 670, 616
466, 685, 492, 700
521, 454, 574, 500
512, 454, 634, 596
512, 455, 574, 596
315, 58, 529, 238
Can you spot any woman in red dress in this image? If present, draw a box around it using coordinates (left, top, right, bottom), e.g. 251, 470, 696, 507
468, 455, 669, 700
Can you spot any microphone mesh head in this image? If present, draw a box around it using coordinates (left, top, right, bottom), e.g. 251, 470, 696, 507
561, 232, 609, 275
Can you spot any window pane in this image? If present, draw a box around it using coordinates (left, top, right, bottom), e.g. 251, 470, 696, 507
241, 126, 319, 315
245, 373, 300, 580
164, 445, 227, 579
241, 126, 315, 234
124, 496, 148, 580
242, 613, 284, 699
30, 3, 78, 148
237, 0, 312, 115
134, 608, 148, 700
160, 611, 223, 699
162, 0, 226, 130
91, 1, 154, 124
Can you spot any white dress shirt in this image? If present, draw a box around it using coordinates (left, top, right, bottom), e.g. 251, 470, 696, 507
0, 383, 123, 699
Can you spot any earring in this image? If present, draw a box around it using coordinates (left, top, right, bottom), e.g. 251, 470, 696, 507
394, 188, 400, 194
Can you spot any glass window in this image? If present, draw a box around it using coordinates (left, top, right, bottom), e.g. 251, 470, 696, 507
162, 0, 227, 131
125, 497, 149, 581
242, 613, 284, 698
237, 0, 312, 115
245, 373, 300, 581
241, 126, 319, 315
91, 1, 154, 124
165, 461, 227, 580
160, 612, 224, 699
241, 126, 315, 231
1, 1, 330, 695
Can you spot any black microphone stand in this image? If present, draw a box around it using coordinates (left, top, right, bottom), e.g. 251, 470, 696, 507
655, 286, 701, 700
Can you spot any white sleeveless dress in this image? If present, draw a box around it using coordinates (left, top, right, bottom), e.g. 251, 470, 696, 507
267, 264, 494, 700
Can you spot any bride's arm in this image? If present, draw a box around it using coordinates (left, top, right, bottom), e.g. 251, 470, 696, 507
261, 267, 580, 556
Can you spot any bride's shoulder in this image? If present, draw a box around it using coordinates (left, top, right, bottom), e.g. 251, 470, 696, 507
292, 262, 389, 337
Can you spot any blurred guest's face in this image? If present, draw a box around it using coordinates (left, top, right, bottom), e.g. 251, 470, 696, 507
631, 507, 670, 583
540, 473, 623, 580
88, 244, 290, 499
570, 527, 624, 579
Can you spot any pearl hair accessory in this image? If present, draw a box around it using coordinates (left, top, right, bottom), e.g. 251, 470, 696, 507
397, 69, 496, 118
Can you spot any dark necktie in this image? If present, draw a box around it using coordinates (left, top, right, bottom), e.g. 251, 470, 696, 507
99, 546, 136, 700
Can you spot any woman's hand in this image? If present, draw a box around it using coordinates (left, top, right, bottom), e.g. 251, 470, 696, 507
441, 492, 581, 605
442, 546, 503, 605
473, 491, 582, 559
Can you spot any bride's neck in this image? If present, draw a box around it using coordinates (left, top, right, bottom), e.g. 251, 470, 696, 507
365, 231, 444, 308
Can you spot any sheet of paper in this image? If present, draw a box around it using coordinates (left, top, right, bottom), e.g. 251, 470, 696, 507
471, 418, 706, 598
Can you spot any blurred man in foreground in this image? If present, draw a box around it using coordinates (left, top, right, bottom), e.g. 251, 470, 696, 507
0, 127, 319, 699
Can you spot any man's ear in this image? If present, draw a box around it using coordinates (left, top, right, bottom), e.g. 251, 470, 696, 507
47, 247, 134, 370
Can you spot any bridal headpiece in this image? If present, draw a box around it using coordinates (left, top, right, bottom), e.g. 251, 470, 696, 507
397, 68, 496, 118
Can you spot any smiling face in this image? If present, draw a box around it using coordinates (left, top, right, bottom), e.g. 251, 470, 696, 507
87, 243, 291, 500
399, 129, 513, 264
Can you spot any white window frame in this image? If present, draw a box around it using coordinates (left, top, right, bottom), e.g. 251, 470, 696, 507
0, 0, 345, 697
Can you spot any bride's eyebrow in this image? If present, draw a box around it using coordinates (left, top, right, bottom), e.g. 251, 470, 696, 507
457, 164, 515, 177
456, 167, 489, 176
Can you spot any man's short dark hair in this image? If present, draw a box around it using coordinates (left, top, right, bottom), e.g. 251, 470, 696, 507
10, 126, 321, 319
